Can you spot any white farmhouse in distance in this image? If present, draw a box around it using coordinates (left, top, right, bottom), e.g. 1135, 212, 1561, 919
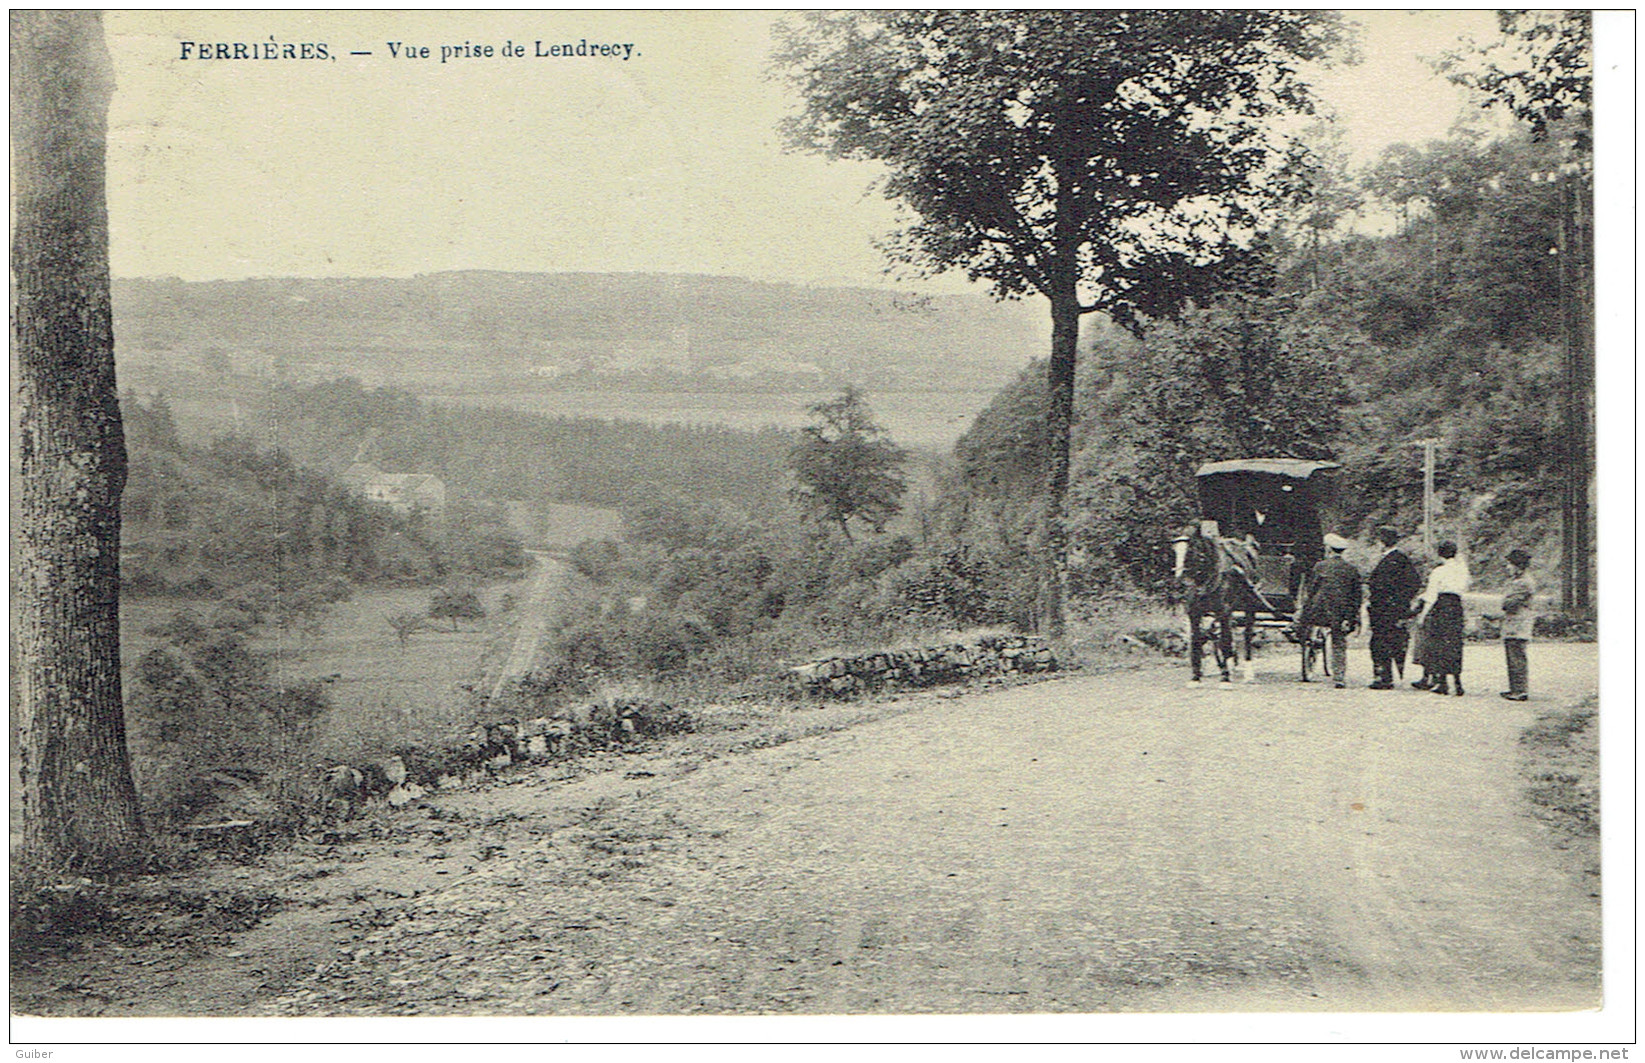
342, 461, 446, 517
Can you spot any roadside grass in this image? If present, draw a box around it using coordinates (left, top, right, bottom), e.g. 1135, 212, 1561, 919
1520, 694, 1599, 839
1057, 598, 1189, 671
1517, 693, 1600, 918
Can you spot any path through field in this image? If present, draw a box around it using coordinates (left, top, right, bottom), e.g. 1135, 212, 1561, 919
13, 644, 1600, 1016
489, 550, 570, 703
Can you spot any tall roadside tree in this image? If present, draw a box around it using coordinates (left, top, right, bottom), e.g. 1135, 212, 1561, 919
775, 10, 1349, 633
788, 386, 907, 541
1438, 11, 1592, 153
12, 11, 146, 866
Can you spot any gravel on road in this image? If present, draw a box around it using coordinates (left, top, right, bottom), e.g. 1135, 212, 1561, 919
12, 642, 1600, 1016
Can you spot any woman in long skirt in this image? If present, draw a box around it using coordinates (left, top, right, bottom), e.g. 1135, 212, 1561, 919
1413, 539, 1470, 695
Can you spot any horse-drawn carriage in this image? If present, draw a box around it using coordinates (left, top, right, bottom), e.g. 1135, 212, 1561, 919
1173, 458, 1341, 683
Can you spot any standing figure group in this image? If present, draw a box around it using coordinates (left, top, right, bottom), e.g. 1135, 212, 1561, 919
1293, 526, 1537, 699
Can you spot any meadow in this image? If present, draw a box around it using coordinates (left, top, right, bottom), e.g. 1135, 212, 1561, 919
119, 575, 526, 769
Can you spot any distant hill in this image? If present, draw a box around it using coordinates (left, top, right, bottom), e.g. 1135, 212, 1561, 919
112, 272, 1045, 391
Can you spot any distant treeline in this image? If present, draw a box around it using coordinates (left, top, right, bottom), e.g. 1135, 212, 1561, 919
258, 378, 796, 517
121, 394, 524, 598
111, 271, 1041, 391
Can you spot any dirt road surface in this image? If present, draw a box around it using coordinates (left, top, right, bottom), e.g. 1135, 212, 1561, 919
14, 643, 1600, 1016
488, 550, 570, 703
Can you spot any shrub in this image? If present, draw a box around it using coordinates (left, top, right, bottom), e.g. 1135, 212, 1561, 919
887, 546, 1031, 628
429, 585, 487, 631
630, 611, 714, 675
143, 610, 212, 648
207, 598, 259, 633
124, 631, 335, 829
568, 538, 624, 585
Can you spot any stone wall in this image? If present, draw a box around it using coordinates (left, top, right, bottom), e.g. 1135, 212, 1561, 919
788, 633, 1057, 697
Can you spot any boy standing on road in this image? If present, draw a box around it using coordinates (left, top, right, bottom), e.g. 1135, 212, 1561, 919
1499, 548, 1536, 701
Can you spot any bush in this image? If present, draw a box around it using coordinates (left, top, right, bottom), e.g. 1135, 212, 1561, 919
429, 585, 487, 631
125, 630, 335, 828
1534, 613, 1597, 641
445, 501, 529, 577
568, 538, 624, 585
144, 610, 212, 648
887, 546, 1034, 629
630, 611, 714, 675
207, 598, 259, 634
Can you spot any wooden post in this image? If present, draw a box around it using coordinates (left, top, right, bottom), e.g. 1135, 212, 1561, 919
1407, 439, 1440, 554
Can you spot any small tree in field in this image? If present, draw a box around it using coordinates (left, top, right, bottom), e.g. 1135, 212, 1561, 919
386, 612, 425, 649
788, 387, 907, 541
429, 587, 487, 632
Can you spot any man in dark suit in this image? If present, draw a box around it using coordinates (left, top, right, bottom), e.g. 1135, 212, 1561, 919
1365, 525, 1423, 689
1297, 533, 1364, 688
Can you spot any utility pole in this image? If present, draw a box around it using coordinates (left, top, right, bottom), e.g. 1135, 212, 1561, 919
1407, 439, 1441, 554
1557, 167, 1593, 617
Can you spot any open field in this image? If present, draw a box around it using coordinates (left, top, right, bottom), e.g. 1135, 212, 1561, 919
258, 581, 521, 761
117, 577, 526, 764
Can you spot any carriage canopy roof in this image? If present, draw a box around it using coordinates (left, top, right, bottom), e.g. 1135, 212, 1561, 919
1194, 458, 1341, 563
1195, 458, 1340, 480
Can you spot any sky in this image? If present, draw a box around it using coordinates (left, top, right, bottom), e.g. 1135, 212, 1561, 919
103, 10, 1508, 287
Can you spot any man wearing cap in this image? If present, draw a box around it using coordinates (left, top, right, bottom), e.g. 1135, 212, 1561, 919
1365, 526, 1424, 689
1499, 548, 1536, 701
1296, 533, 1364, 688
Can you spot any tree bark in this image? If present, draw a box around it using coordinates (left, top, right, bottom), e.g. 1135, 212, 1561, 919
12, 10, 146, 867
1040, 292, 1081, 637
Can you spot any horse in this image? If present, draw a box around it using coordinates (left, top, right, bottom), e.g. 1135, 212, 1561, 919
1171, 522, 1272, 686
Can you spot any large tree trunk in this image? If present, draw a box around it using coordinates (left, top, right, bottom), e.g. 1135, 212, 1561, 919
1040, 292, 1081, 637
12, 10, 146, 868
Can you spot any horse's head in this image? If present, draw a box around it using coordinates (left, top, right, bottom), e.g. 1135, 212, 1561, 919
1172, 523, 1214, 584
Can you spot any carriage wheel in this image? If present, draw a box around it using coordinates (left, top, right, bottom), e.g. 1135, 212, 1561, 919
1299, 625, 1328, 681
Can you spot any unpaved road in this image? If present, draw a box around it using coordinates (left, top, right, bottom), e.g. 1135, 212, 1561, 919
14, 643, 1600, 1016
488, 550, 570, 703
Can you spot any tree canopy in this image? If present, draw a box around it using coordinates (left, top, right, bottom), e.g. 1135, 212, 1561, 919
776, 10, 1347, 326
1438, 11, 1592, 154
787, 387, 907, 540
